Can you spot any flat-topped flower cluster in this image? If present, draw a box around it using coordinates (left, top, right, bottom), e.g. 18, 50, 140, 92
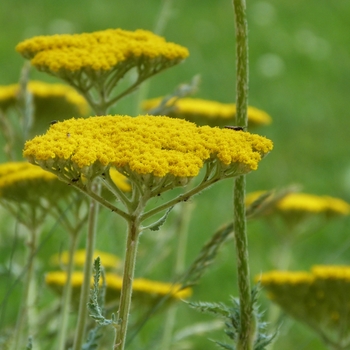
258, 265, 350, 342
246, 191, 350, 216
0, 161, 63, 202
16, 29, 189, 74
0, 80, 88, 117
23, 115, 273, 184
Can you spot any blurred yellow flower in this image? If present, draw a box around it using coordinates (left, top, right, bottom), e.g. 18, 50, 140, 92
246, 191, 350, 217
50, 249, 120, 270
257, 266, 350, 348
0, 80, 88, 117
0, 161, 69, 204
0, 161, 78, 228
23, 115, 273, 188
45, 271, 191, 300
277, 193, 350, 215
142, 97, 272, 127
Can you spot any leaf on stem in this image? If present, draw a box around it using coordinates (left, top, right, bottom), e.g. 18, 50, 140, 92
87, 257, 115, 326
144, 206, 174, 231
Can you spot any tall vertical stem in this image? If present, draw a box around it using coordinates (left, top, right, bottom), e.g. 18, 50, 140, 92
114, 216, 142, 350
56, 232, 80, 350
232, 0, 254, 350
160, 202, 194, 350
72, 183, 100, 350
233, 0, 249, 128
12, 222, 39, 350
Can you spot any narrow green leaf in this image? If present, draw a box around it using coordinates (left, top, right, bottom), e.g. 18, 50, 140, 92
145, 206, 174, 231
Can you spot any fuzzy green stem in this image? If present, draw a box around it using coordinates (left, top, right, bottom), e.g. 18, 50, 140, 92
232, 0, 254, 349
232, 0, 249, 128
234, 176, 254, 350
114, 216, 142, 350
72, 183, 100, 350
56, 232, 80, 350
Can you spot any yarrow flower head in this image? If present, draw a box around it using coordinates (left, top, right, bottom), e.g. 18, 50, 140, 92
0, 80, 89, 135
50, 249, 120, 270
16, 29, 189, 113
0, 161, 76, 227
45, 271, 191, 301
23, 115, 273, 200
142, 97, 272, 128
246, 190, 350, 218
0, 80, 88, 116
257, 266, 350, 347
0, 161, 71, 205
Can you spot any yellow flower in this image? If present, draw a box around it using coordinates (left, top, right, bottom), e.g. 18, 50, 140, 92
277, 193, 350, 215
16, 29, 189, 111
257, 266, 350, 347
45, 271, 191, 300
0, 161, 70, 204
246, 191, 350, 216
50, 249, 120, 270
142, 97, 272, 127
16, 29, 189, 72
23, 115, 273, 189
0, 161, 78, 228
0, 80, 88, 116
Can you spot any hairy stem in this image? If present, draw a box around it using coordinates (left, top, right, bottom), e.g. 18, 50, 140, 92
232, 0, 254, 349
114, 216, 142, 350
72, 183, 100, 350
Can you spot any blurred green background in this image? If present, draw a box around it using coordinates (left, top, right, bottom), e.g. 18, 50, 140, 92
0, 0, 350, 349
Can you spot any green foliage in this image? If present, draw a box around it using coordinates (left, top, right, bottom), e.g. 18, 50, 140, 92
25, 337, 33, 350
180, 222, 233, 289
145, 74, 201, 115
81, 326, 103, 350
87, 257, 116, 327
246, 185, 300, 220
144, 206, 174, 231
187, 287, 276, 350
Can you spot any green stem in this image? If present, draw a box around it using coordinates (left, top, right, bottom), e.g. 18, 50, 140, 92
56, 231, 80, 350
234, 176, 254, 350
232, 0, 254, 349
72, 183, 100, 350
114, 216, 142, 350
12, 222, 39, 350
141, 175, 218, 223
160, 201, 194, 350
232, 0, 249, 128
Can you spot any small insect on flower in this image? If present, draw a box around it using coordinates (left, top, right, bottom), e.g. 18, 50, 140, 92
50, 120, 58, 125
224, 125, 246, 131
